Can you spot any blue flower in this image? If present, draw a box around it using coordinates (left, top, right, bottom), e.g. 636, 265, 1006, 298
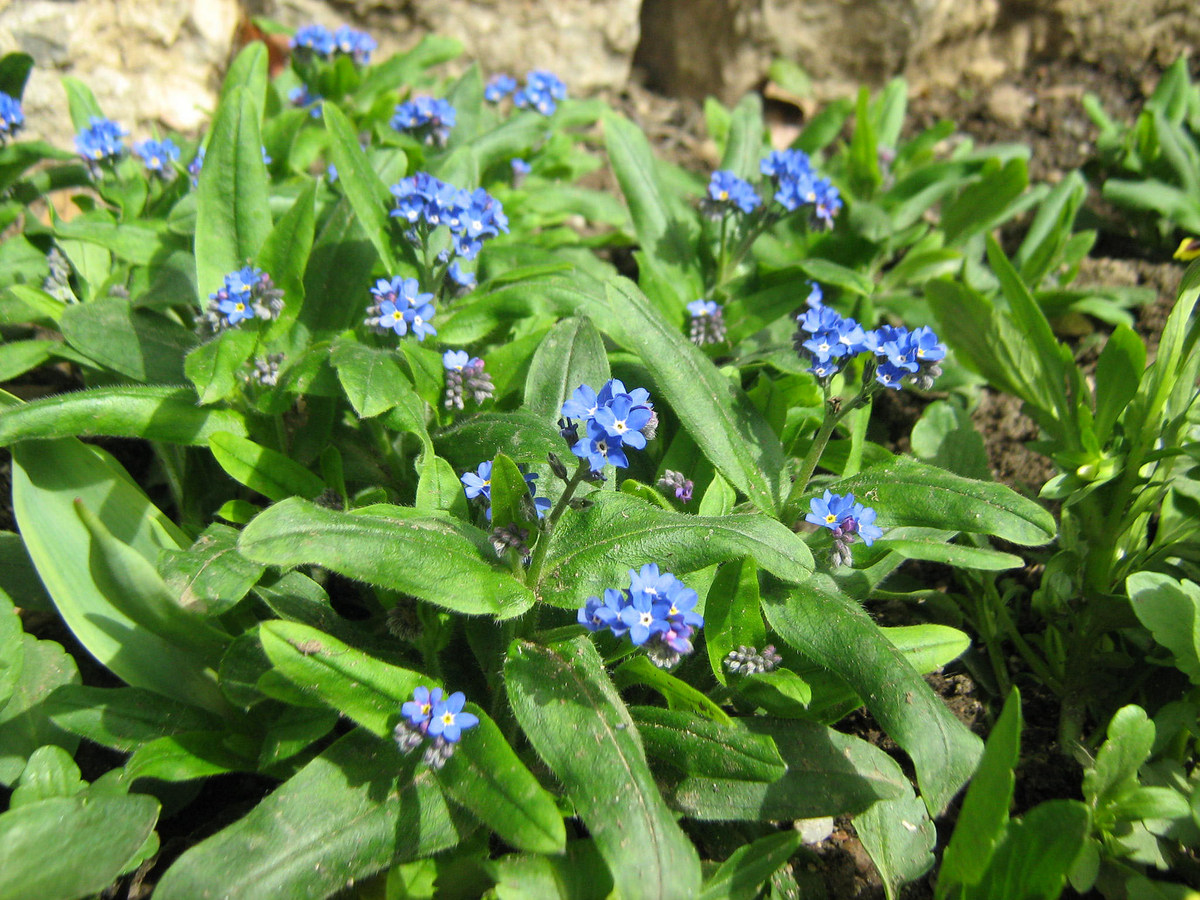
133, 138, 180, 177
401, 685, 443, 728
202, 266, 284, 331
292, 24, 335, 57
806, 490, 884, 567
592, 395, 652, 449
364, 276, 435, 338
511, 157, 531, 177
75, 116, 127, 164
485, 74, 517, 103
761, 147, 841, 224
910, 325, 945, 363
332, 25, 376, 64
513, 70, 567, 116
561, 384, 600, 420
618, 590, 669, 646
707, 170, 760, 214
462, 461, 492, 500
628, 563, 676, 604
427, 692, 479, 743
806, 281, 823, 308
572, 418, 630, 472
443, 349, 472, 371
391, 97, 456, 145
806, 490, 857, 531
0, 92, 24, 143
687, 299, 718, 318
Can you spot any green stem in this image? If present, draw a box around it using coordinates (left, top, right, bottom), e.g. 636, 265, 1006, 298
525, 457, 590, 587
782, 400, 851, 525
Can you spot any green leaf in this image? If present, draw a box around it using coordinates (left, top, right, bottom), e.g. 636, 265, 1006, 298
763, 577, 982, 814
158, 523, 267, 618
195, 85, 272, 301
185, 327, 260, 405
658, 716, 909, 821
874, 536, 1024, 571
73, 500, 231, 668
58, 297, 196, 383
936, 688, 1022, 899
11, 438, 229, 715
330, 337, 417, 419
856, 792, 936, 900
0, 635, 79, 786
300, 195, 381, 333
260, 620, 423, 737
0, 793, 160, 900
615, 657, 733, 725
438, 706, 567, 855
1085, 705, 1155, 809
603, 112, 695, 281
0, 587, 23, 711
209, 431, 325, 502
829, 455, 1056, 546
731, 668, 813, 717
218, 41, 268, 120
505, 637, 702, 900
0, 52, 33, 100
942, 158, 1029, 245
698, 830, 803, 900
324, 102, 396, 269
523, 316, 610, 421
416, 453, 470, 517
963, 800, 1089, 900
45, 685, 222, 753
704, 558, 766, 685
589, 279, 786, 514
124, 731, 253, 781
434, 411, 566, 469
719, 93, 765, 180
0, 386, 248, 446
538, 493, 812, 608
1127, 572, 1200, 685
154, 729, 466, 900
61, 76, 104, 131
9, 745, 85, 807
1093, 325, 1145, 444
631, 705, 785, 782
240, 498, 534, 618
256, 177, 316, 306
489, 840, 614, 900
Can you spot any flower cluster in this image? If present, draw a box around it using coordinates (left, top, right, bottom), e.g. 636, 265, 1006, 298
390, 96, 456, 146
760, 148, 842, 228
290, 24, 376, 64
364, 276, 436, 341
560, 380, 655, 472
461, 460, 551, 522
724, 644, 783, 675
442, 350, 493, 409
200, 266, 284, 332
485, 71, 567, 115
705, 170, 760, 216
0, 92, 24, 144
579, 564, 704, 668
806, 490, 883, 567
686, 298, 727, 346
394, 686, 479, 770
657, 469, 694, 503
794, 299, 945, 390
75, 116, 127, 167
389, 173, 509, 263
133, 138, 180, 178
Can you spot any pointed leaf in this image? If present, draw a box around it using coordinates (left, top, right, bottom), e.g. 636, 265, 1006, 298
763, 577, 982, 814
324, 102, 396, 269
60, 296, 196, 382
195, 85, 272, 301
154, 729, 465, 900
698, 830, 804, 900
631, 705, 785, 782
208, 431, 326, 501
45, 685, 222, 753
505, 637, 702, 900
523, 315, 610, 420
538, 492, 811, 608
240, 498, 534, 618
829, 455, 1056, 546
0, 386, 248, 446
963, 800, 1089, 900
0, 635, 79, 786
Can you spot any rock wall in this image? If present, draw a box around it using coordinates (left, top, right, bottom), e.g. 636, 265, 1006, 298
0, 0, 1191, 146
